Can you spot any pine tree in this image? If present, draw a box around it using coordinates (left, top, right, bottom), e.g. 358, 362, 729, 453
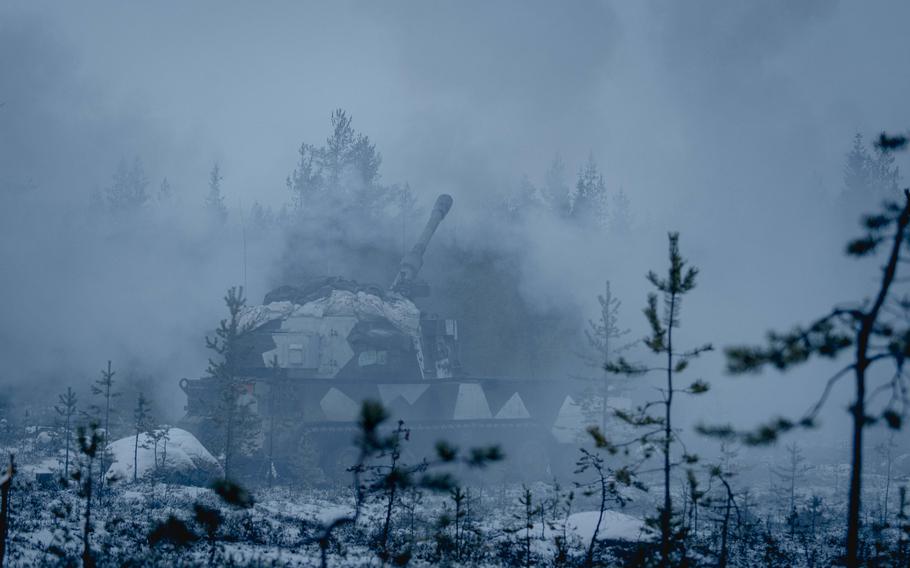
132, 393, 152, 483
75, 422, 103, 568
710, 136, 910, 565
517, 487, 539, 568
90, 361, 119, 499
842, 133, 903, 216
157, 177, 172, 203
0, 455, 13, 568
206, 286, 254, 479
875, 433, 897, 525
323, 109, 381, 192
287, 109, 384, 213
772, 442, 810, 518
323, 109, 357, 191
446, 486, 470, 562
703, 455, 741, 568
287, 142, 321, 212
574, 448, 630, 567
248, 201, 274, 234
872, 143, 901, 197
105, 157, 149, 213
503, 486, 541, 568
346, 124, 382, 193
205, 162, 227, 223
317, 400, 501, 568
897, 487, 909, 564
543, 153, 572, 217
371, 419, 410, 563
148, 426, 170, 477
580, 281, 632, 434
606, 232, 712, 567
54, 387, 77, 480
610, 187, 632, 235
571, 153, 608, 227
843, 133, 874, 196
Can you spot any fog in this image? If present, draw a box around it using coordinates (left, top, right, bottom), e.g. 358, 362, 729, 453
3, 0, 910, 456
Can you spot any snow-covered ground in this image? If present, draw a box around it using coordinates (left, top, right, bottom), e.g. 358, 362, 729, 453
0, 475, 653, 567
1, 434, 907, 567
565, 510, 648, 543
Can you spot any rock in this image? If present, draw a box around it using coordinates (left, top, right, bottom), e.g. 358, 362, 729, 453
105, 428, 222, 486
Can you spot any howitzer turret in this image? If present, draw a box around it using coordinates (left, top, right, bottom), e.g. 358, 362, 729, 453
391, 193, 453, 297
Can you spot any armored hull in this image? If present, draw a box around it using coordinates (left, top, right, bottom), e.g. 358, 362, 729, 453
180, 375, 571, 480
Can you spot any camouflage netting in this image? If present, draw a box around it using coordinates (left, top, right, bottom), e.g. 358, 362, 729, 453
243, 277, 421, 339
263, 276, 389, 306
238, 276, 425, 375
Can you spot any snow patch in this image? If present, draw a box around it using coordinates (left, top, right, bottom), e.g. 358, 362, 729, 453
567, 510, 648, 542
105, 428, 222, 486
19, 456, 60, 482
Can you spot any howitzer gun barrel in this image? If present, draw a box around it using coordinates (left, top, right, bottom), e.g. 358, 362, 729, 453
392, 194, 453, 294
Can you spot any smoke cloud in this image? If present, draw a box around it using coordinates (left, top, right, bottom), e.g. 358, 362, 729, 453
2, 1, 910, 454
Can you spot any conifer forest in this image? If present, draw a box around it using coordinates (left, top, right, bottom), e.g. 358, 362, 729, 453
2, 2, 910, 567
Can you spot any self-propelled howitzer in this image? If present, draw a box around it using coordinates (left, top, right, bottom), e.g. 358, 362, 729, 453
179, 194, 575, 483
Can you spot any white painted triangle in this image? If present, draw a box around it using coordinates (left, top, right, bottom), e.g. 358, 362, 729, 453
378, 384, 429, 406
551, 395, 584, 444
320, 388, 359, 421
453, 383, 492, 420
495, 392, 531, 419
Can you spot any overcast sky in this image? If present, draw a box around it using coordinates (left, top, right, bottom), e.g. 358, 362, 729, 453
3, 1, 910, 444
5, 1, 908, 209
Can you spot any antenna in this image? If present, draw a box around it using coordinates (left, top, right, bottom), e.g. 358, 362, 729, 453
238, 198, 248, 291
